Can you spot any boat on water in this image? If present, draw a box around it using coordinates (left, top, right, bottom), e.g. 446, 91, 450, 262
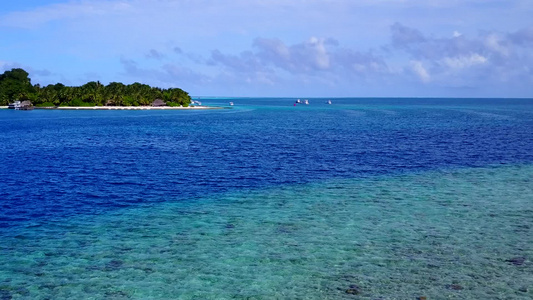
295, 99, 301, 104
8, 102, 20, 109
326, 100, 332, 104
304, 99, 309, 105
8, 100, 33, 110
229, 102, 234, 106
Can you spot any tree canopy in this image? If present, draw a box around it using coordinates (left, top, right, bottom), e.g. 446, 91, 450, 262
0, 69, 35, 104
0, 68, 191, 107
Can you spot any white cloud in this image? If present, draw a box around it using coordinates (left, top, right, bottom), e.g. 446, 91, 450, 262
0, 1, 132, 29
307, 37, 330, 70
484, 34, 509, 56
391, 23, 533, 91
410, 60, 430, 82
1, 1, 532, 96
441, 53, 487, 69
0, 61, 8, 71
209, 37, 388, 79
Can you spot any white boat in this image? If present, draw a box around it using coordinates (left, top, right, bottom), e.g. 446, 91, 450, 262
8, 100, 33, 110
229, 102, 234, 106
304, 99, 309, 105
8, 101, 21, 109
326, 100, 332, 104
295, 99, 301, 104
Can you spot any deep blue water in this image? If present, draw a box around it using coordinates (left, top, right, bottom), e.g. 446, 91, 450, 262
0, 98, 532, 229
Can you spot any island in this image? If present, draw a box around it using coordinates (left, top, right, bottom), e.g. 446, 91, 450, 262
0, 68, 213, 109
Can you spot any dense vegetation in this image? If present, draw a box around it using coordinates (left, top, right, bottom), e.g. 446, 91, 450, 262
0, 68, 191, 107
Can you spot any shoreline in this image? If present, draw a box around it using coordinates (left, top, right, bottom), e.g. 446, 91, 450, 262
1, 106, 226, 110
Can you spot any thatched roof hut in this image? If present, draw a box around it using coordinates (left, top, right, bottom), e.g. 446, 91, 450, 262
19, 101, 34, 109
152, 99, 166, 107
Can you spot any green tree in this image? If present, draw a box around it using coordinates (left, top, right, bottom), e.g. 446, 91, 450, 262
0, 68, 192, 107
0, 68, 36, 105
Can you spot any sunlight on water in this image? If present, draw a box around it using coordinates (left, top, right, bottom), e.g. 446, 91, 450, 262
1, 165, 531, 299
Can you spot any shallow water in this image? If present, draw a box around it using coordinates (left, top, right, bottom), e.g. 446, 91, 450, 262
1, 165, 532, 299
0, 98, 532, 299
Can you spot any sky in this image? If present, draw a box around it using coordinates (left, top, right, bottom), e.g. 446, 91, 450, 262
1, 0, 532, 98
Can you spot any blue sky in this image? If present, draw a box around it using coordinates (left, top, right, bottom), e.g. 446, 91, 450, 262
1, 0, 532, 97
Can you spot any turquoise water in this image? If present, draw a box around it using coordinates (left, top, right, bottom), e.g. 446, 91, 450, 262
0, 98, 532, 299
2, 165, 531, 299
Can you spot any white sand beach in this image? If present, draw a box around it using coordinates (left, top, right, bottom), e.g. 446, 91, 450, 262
35, 106, 225, 110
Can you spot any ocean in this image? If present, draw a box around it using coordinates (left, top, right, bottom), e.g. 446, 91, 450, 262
0, 98, 531, 299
